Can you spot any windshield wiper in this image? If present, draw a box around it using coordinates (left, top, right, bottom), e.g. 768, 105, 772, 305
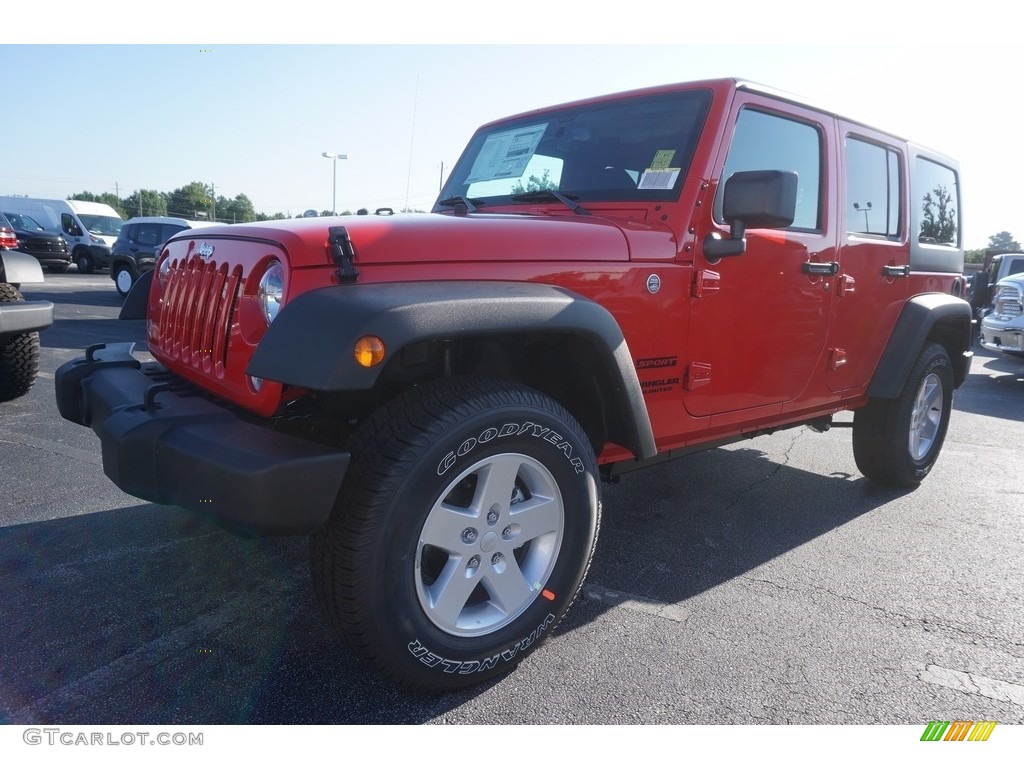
437, 195, 484, 213
510, 190, 590, 216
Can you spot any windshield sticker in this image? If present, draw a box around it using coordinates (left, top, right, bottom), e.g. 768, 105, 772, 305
650, 150, 677, 170
639, 168, 681, 190
466, 123, 548, 183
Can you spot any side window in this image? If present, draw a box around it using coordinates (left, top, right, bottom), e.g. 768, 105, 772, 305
914, 158, 959, 246
160, 224, 187, 243
845, 137, 902, 238
136, 223, 161, 247
61, 213, 82, 237
716, 108, 822, 230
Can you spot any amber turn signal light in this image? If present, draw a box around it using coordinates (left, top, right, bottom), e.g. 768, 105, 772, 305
354, 336, 386, 367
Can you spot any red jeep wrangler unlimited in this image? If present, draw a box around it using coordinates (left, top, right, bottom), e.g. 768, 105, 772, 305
55, 78, 972, 691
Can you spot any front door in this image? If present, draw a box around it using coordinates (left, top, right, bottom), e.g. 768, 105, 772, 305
684, 97, 838, 421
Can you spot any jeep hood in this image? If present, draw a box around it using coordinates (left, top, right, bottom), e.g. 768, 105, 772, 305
182, 212, 674, 268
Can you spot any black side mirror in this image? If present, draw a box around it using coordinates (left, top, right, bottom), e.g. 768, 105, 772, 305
704, 170, 798, 260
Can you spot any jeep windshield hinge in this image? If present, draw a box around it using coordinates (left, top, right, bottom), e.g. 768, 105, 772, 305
327, 226, 360, 283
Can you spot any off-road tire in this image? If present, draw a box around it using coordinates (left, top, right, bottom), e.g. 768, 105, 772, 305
310, 377, 600, 691
0, 283, 41, 402
853, 343, 953, 487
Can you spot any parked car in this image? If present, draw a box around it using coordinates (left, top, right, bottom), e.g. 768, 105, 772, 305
0, 197, 121, 274
969, 252, 1024, 319
0, 211, 71, 273
55, 77, 972, 692
979, 273, 1024, 357
0, 212, 18, 251
110, 217, 219, 296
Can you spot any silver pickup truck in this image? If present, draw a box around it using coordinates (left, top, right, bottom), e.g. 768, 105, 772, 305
980, 272, 1024, 357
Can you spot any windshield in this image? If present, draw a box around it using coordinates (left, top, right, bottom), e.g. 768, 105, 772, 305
437, 89, 712, 210
2, 212, 49, 231
78, 214, 123, 236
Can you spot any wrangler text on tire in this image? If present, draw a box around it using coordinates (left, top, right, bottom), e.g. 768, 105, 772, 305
852, 343, 954, 487
310, 377, 601, 691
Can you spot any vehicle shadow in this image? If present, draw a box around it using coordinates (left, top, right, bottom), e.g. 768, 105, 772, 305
0, 445, 905, 725
952, 349, 1024, 422
21, 288, 125, 310
38, 318, 147, 351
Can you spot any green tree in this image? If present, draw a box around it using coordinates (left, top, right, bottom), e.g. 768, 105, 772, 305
987, 231, 1020, 251
919, 185, 957, 245
510, 169, 557, 194
166, 182, 215, 220
217, 193, 256, 224
122, 189, 167, 218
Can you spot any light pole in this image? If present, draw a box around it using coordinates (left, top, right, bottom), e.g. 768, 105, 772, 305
853, 201, 872, 230
321, 151, 348, 215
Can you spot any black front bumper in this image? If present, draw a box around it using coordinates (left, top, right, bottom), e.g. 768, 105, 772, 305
54, 343, 350, 536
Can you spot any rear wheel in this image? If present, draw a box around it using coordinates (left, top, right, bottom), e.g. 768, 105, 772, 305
853, 343, 953, 487
310, 377, 600, 691
0, 283, 41, 402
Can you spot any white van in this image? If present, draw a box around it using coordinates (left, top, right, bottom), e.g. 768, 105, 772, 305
0, 197, 123, 274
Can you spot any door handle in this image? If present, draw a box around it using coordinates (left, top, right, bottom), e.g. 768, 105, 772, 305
882, 264, 910, 277
802, 261, 840, 275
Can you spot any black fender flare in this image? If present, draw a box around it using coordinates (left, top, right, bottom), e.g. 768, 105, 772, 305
118, 269, 153, 319
0, 249, 45, 285
868, 293, 973, 398
248, 281, 657, 460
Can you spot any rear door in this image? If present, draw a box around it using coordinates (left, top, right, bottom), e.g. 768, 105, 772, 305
827, 126, 910, 393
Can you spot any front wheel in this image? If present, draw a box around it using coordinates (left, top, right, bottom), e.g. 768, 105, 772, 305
75, 251, 95, 274
852, 343, 954, 487
113, 265, 135, 297
310, 377, 600, 691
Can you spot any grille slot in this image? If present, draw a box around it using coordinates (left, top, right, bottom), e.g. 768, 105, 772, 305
160, 256, 243, 375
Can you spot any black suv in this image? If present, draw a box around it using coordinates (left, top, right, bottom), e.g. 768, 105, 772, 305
0, 211, 71, 273
110, 217, 216, 296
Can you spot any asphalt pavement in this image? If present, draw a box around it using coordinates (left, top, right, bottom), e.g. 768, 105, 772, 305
1, 272, 1022, 725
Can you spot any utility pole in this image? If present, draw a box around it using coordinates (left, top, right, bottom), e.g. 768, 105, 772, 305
211, 183, 216, 222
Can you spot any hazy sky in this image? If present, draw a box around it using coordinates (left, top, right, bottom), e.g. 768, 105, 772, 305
4, 10, 1014, 248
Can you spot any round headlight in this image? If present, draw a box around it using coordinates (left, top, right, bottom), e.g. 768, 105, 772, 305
259, 261, 285, 324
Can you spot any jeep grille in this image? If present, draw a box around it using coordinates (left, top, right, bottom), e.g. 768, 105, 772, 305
159, 255, 243, 375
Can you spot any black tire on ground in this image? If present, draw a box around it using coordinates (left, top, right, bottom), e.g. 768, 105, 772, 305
75, 251, 95, 274
114, 265, 135, 297
0, 283, 41, 402
852, 342, 953, 487
48, 263, 70, 274
310, 377, 601, 691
